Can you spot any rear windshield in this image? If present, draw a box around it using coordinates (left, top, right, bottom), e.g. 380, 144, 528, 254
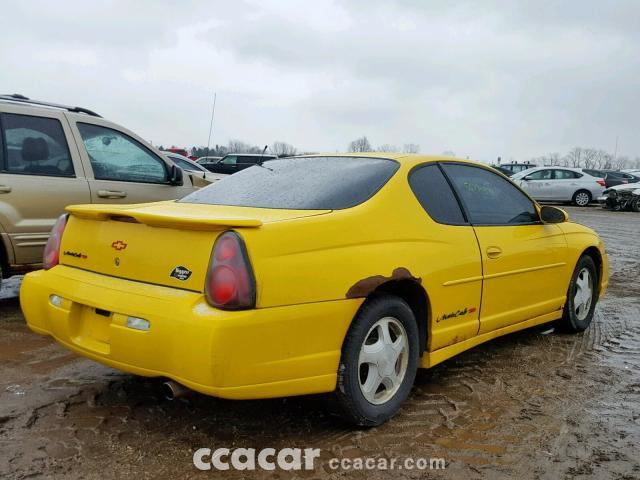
179, 156, 399, 210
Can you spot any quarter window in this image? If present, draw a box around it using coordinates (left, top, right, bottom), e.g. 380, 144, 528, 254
0, 113, 74, 177
409, 164, 466, 224
77, 123, 167, 183
442, 164, 539, 225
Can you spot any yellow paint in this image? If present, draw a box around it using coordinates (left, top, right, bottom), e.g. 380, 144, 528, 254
20, 154, 609, 399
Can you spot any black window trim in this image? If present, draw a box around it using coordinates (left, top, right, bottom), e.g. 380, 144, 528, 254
439, 161, 542, 227
407, 162, 470, 226
0, 112, 77, 179
77, 121, 171, 185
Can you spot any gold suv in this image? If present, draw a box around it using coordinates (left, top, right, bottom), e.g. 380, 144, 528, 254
0, 94, 201, 288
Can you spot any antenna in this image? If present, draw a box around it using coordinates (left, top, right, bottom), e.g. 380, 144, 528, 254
205, 92, 217, 156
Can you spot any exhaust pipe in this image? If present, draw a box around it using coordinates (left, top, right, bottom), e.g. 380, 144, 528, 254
162, 380, 191, 400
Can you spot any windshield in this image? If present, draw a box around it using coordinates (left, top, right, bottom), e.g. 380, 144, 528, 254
179, 156, 399, 210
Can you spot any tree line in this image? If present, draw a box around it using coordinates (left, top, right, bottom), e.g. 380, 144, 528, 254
528, 147, 640, 170
158, 136, 421, 158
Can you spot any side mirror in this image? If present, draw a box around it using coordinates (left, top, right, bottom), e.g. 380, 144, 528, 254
522, 175, 532, 181
169, 165, 184, 186
540, 205, 568, 223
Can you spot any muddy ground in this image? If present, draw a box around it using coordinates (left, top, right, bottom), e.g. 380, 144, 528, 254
1, 207, 639, 479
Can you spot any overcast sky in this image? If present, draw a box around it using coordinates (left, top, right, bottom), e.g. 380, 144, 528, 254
1, 1, 638, 162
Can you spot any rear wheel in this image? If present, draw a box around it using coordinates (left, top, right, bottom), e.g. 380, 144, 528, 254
560, 255, 598, 332
572, 190, 592, 207
335, 295, 419, 426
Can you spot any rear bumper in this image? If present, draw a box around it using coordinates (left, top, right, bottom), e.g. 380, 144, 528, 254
20, 266, 361, 399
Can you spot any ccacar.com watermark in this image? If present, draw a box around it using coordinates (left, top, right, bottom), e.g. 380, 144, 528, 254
193, 448, 445, 471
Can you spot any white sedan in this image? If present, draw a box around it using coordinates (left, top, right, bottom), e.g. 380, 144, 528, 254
511, 167, 605, 207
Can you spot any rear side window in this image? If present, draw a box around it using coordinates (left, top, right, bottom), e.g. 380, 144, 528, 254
0, 113, 74, 177
180, 156, 399, 210
554, 169, 581, 179
442, 164, 539, 225
409, 164, 466, 224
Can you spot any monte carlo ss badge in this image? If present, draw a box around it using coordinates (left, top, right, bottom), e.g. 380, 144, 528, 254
170, 266, 193, 281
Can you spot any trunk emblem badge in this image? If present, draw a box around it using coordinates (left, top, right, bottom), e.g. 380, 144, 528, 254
111, 241, 128, 251
114, 257, 120, 266
170, 266, 192, 281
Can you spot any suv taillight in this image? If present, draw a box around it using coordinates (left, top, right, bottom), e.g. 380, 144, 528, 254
43, 214, 68, 270
596, 179, 606, 187
205, 231, 256, 310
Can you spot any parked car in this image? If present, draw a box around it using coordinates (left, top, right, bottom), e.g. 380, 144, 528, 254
0, 94, 200, 288
582, 169, 640, 188
489, 165, 515, 176
197, 156, 222, 164
511, 167, 605, 206
21, 154, 608, 426
599, 182, 640, 212
162, 151, 225, 183
495, 162, 537, 175
201, 153, 277, 174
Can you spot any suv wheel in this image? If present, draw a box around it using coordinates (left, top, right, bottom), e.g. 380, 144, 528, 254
572, 190, 592, 207
335, 295, 419, 426
560, 255, 598, 332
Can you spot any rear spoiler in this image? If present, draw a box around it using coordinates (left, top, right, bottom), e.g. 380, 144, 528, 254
66, 203, 262, 231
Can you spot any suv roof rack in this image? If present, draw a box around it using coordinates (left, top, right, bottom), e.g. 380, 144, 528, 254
0, 94, 102, 117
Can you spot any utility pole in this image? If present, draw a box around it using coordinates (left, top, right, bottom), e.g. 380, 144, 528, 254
206, 92, 217, 156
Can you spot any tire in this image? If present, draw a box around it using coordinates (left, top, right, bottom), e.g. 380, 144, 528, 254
572, 190, 592, 207
335, 295, 419, 426
631, 197, 640, 213
559, 255, 598, 333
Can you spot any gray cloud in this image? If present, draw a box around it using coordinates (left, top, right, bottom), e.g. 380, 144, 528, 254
1, 0, 638, 161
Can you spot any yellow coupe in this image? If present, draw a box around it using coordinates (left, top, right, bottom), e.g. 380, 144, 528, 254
20, 154, 608, 425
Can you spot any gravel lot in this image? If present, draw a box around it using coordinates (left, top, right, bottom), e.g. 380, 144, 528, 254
1, 206, 639, 479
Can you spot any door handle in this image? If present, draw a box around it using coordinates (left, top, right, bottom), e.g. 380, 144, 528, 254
97, 190, 127, 199
0, 185, 11, 193
486, 246, 502, 259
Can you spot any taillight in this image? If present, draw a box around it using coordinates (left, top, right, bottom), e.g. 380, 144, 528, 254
596, 179, 606, 187
205, 231, 255, 310
43, 214, 68, 270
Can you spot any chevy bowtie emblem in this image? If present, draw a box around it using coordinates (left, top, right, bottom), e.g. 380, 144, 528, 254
111, 240, 128, 251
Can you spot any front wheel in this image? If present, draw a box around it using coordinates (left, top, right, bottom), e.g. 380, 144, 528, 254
560, 255, 598, 332
572, 190, 592, 207
335, 295, 419, 426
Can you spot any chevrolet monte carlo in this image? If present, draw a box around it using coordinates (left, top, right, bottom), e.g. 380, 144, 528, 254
20, 154, 608, 426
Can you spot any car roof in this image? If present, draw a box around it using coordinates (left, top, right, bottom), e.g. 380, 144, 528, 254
0, 94, 101, 117
225, 153, 277, 157
285, 153, 498, 170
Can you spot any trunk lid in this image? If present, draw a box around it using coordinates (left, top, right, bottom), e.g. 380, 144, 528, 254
59, 201, 329, 291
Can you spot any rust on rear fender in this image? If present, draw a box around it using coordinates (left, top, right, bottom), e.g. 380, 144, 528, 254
346, 267, 422, 299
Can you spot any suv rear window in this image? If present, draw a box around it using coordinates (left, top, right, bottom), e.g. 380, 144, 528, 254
180, 156, 399, 210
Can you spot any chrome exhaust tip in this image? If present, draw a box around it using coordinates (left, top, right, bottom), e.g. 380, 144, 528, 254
162, 380, 191, 400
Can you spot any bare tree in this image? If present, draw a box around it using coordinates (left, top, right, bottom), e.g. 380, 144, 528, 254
227, 139, 261, 153
348, 136, 372, 152
271, 141, 297, 157
548, 152, 561, 166
403, 143, 420, 154
582, 148, 598, 169
565, 147, 582, 167
613, 155, 629, 170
